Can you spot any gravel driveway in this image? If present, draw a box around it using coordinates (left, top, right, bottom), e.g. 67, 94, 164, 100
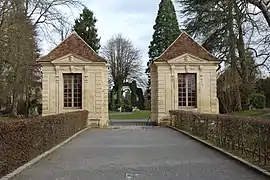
11, 126, 268, 180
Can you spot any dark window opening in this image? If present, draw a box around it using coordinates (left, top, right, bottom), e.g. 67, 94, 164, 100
178, 73, 197, 107
63, 73, 82, 108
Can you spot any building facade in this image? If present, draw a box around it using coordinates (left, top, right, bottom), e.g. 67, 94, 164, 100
150, 32, 219, 124
38, 32, 109, 127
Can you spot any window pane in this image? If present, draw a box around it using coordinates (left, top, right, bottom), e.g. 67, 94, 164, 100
63, 74, 72, 108
178, 73, 197, 107
63, 73, 82, 108
178, 73, 186, 106
187, 74, 196, 107
73, 73, 82, 108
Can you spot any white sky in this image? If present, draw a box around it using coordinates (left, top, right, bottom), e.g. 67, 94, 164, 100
83, 0, 160, 68
41, 0, 181, 70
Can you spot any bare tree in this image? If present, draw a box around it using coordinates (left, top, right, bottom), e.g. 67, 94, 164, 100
47, 14, 72, 45
246, 0, 270, 27
0, 1, 11, 32
25, 0, 84, 44
101, 34, 143, 108
0, 0, 84, 52
0, 1, 41, 116
0, 0, 82, 36
25, 0, 83, 25
0, 0, 84, 117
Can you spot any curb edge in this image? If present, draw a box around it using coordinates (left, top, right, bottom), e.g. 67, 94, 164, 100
166, 125, 270, 178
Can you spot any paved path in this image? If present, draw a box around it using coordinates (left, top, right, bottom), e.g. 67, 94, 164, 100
12, 126, 267, 180
109, 119, 154, 126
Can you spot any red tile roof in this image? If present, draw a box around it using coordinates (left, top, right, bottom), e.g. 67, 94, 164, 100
38, 32, 106, 63
155, 32, 219, 62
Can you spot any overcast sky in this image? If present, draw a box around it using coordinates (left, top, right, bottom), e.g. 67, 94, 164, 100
42, 0, 181, 69
82, 0, 161, 68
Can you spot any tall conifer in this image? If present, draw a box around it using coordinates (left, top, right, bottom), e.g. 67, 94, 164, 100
146, 0, 180, 107
73, 8, 100, 52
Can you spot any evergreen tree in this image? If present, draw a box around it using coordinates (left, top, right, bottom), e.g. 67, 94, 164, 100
73, 7, 101, 52
148, 0, 180, 63
145, 0, 180, 109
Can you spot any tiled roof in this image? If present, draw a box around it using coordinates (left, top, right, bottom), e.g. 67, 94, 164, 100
155, 32, 219, 62
37, 32, 106, 63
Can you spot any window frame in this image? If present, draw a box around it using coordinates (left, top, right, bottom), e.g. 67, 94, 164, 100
63, 73, 82, 109
178, 73, 197, 108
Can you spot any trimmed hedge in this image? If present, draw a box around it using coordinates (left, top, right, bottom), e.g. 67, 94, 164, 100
0, 110, 88, 177
170, 110, 270, 171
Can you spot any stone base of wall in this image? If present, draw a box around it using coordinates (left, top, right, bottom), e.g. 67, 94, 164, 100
87, 118, 108, 128
158, 117, 171, 126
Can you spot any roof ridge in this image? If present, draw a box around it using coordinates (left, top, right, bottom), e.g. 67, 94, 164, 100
154, 31, 184, 61
37, 31, 107, 63
181, 31, 218, 61
71, 31, 103, 58
37, 32, 75, 62
154, 31, 218, 62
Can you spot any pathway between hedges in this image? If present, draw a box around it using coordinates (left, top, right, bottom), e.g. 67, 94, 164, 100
11, 125, 267, 180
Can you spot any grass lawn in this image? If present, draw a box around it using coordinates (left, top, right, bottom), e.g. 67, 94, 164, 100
232, 109, 270, 118
258, 113, 270, 119
232, 110, 266, 116
0, 117, 16, 122
109, 110, 150, 119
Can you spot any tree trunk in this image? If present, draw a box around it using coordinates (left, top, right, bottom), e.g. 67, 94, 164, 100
228, 0, 242, 111
235, 2, 253, 110
25, 79, 29, 117
117, 82, 123, 112
11, 90, 18, 117
110, 88, 116, 111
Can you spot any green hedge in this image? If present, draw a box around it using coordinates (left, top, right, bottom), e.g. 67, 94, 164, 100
250, 93, 266, 109
170, 110, 270, 171
0, 110, 88, 177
